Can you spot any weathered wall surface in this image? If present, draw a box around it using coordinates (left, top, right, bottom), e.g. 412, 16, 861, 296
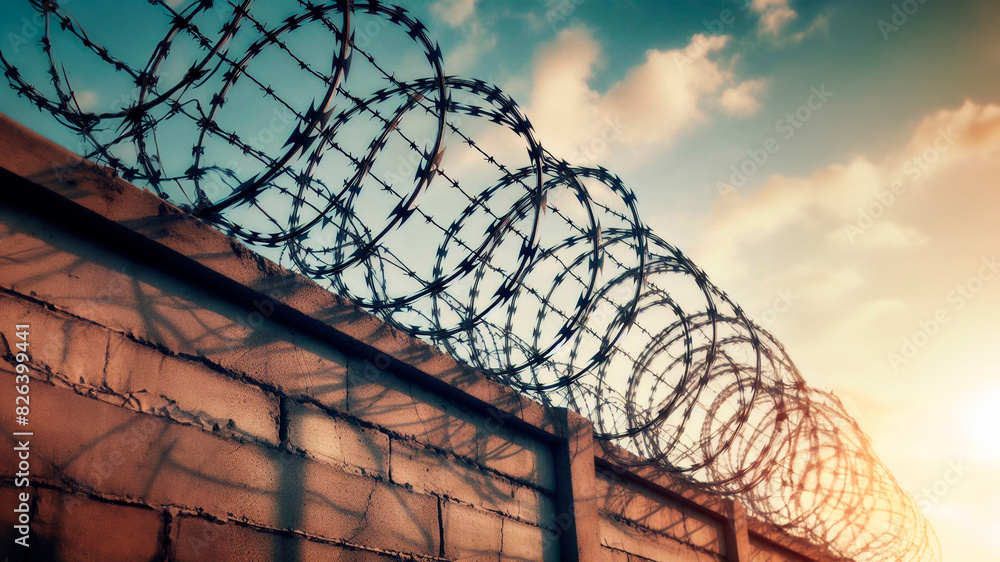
0, 115, 846, 561
595, 469, 725, 561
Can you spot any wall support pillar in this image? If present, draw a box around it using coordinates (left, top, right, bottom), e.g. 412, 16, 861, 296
724, 498, 753, 561
552, 407, 602, 561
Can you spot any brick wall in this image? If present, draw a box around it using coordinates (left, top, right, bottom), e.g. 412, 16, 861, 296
0, 115, 847, 562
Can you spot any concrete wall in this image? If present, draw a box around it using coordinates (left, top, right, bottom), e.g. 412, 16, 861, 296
0, 115, 846, 561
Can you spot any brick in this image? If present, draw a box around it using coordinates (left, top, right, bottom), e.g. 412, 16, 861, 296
348, 356, 479, 459
428, 362, 554, 432
286, 400, 389, 476
478, 424, 555, 491
0, 137, 557, 461
32, 487, 164, 562
0, 229, 349, 412
0, 372, 439, 556
348, 355, 555, 490
390, 438, 557, 530
679, 505, 724, 553
171, 515, 394, 562
512, 483, 556, 529
227, 331, 348, 412
0, 291, 110, 387
0, 225, 156, 347
442, 501, 502, 560
0, 290, 280, 445
596, 473, 723, 554
599, 513, 718, 562
750, 540, 814, 562
390, 439, 519, 517
437, 496, 562, 562
597, 473, 683, 530
502, 516, 560, 561
356, 481, 440, 555
104, 336, 280, 445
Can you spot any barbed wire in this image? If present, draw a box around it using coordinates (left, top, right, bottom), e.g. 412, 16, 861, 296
0, 0, 940, 559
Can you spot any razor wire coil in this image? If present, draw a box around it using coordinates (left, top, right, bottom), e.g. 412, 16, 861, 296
0, 1, 940, 559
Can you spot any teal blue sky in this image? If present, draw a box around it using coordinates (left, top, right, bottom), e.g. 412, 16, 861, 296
405, 0, 1000, 247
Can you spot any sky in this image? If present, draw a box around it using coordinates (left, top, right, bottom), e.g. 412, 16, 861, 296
400, 0, 998, 559
1, 0, 998, 559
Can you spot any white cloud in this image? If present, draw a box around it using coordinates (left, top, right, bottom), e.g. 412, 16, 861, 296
73, 89, 99, 113
748, 0, 829, 43
525, 28, 766, 162
751, 0, 798, 36
721, 79, 768, 115
702, 102, 1000, 275
696, 101, 1000, 403
790, 12, 831, 43
702, 158, 883, 269
428, 0, 493, 74
689, 109, 1000, 559
777, 261, 866, 302
444, 21, 497, 74
825, 221, 929, 251
430, 0, 477, 27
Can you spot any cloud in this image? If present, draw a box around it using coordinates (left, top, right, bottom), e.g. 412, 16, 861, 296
443, 21, 497, 74
896, 101, 1000, 165
430, 0, 477, 27
825, 221, 929, 251
748, 0, 829, 43
703, 158, 883, 267
524, 28, 765, 161
687, 107, 1000, 556
751, 0, 798, 36
721, 79, 768, 115
72, 90, 99, 113
790, 12, 831, 42
696, 100, 1000, 392
702, 101, 1000, 270
428, 0, 494, 74
779, 261, 865, 302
